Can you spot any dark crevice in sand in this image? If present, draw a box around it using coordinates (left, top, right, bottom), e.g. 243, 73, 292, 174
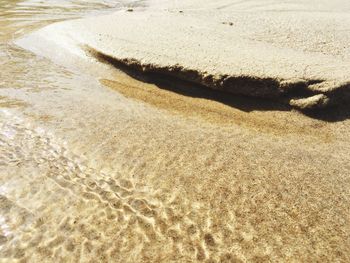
303, 104, 350, 122
86, 47, 290, 112
86, 47, 350, 118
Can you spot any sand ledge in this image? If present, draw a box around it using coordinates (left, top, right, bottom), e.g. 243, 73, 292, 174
88, 47, 349, 110
16, 0, 350, 111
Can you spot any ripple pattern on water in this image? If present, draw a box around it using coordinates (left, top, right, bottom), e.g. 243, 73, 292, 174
0, 111, 239, 262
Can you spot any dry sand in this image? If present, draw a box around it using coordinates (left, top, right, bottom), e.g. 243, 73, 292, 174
1, 0, 350, 262
18, 0, 350, 109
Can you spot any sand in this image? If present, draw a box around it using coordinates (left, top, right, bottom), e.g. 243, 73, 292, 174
18, 0, 350, 109
1, 0, 350, 262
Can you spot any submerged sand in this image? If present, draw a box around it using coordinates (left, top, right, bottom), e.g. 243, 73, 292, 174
1, 0, 350, 262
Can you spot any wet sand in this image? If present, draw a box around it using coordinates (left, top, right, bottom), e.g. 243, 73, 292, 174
1, 0, 350, 262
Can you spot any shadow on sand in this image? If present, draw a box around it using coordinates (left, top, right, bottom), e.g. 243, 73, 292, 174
92, 49, 350, 123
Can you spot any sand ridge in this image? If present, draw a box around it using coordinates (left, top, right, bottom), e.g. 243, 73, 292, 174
17, 0, 350, 109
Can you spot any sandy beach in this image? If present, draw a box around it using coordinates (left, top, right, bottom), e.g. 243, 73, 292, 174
1, 0, 350, 262
19, 0, 350, 109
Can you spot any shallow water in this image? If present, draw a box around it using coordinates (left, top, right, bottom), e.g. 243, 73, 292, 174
1, 0, 350, 262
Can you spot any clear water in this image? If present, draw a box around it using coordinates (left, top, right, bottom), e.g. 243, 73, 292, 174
0, 0, 349, 262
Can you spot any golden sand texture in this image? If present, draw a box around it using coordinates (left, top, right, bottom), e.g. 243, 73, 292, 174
1, 50, 350, 261
1, 0, 350, 262
1, 82, 350, 262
